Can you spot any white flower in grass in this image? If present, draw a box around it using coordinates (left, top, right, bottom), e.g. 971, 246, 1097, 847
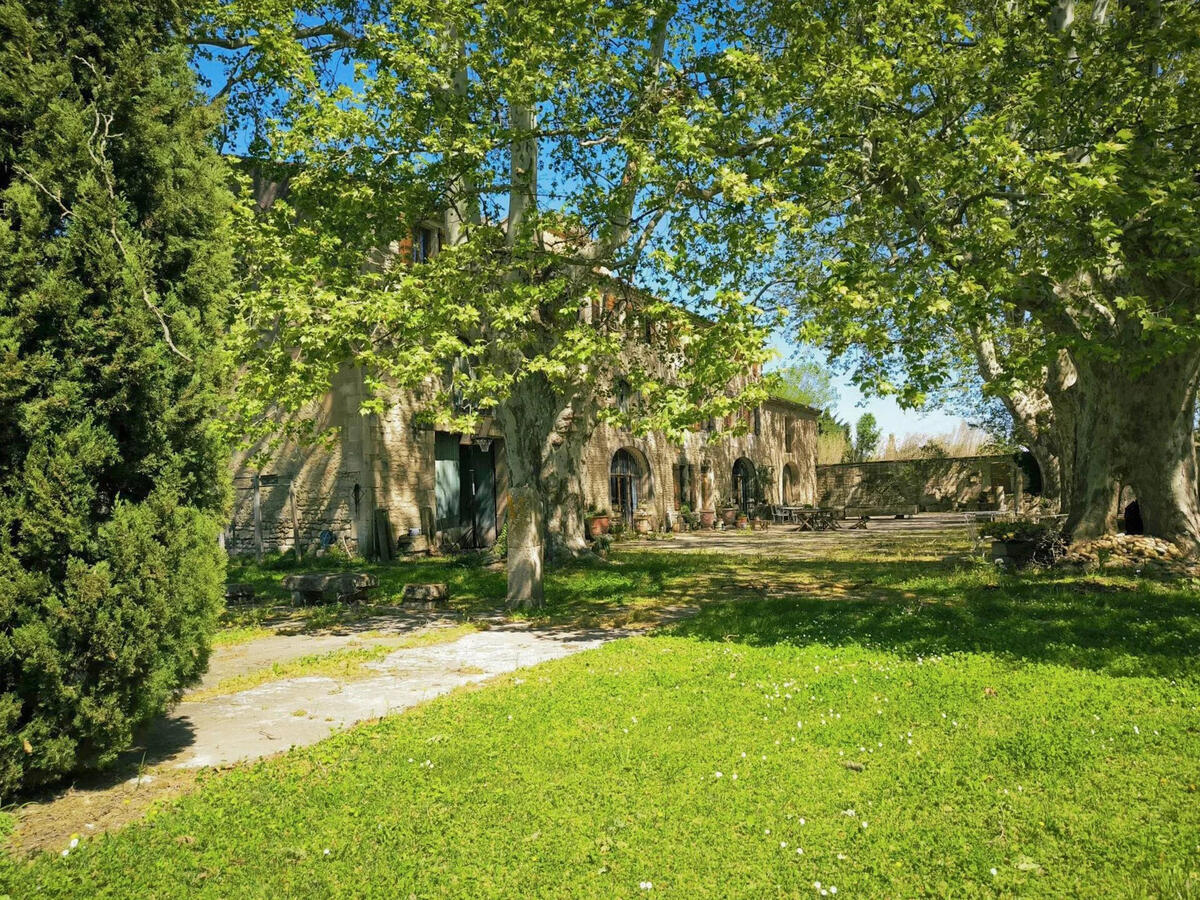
990, 867, 998, 876
714, 771, 723, 778
324, 848, 331, 856
799, 818, 806, 825
843, 809, 855, 817
796, 848, 804, 855
829, 887, 837, 894
813, 882, 821, 889
61, 850, 69, 858
861, 821, 868, 829
639, 881, 653, 890
69, 838, 78, 849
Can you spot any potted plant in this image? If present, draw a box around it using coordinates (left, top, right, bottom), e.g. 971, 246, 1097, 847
680, 503, 700, 531
735, 511, 749, 529
718, 496, 739, 526
633, 509, 654, 534
585, 507, 612, 539
699, 508, 717, 529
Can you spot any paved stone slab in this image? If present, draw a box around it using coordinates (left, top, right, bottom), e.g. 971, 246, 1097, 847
144, 626, 615, 769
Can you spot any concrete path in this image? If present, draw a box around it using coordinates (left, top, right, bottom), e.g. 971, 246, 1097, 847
153, 625, 615, 769
10, 619, 648, 855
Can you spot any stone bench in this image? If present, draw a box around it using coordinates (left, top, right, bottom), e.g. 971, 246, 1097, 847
224, 583, 256, 605
401, 583, 450, 609
281, 572, 379, 605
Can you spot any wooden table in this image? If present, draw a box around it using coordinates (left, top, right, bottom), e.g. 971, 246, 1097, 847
782, 507, 840, 531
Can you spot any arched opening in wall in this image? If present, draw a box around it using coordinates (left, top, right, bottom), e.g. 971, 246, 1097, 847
731, 457, 757, 512
780, 462, 800, 505
610, 448, 649, 524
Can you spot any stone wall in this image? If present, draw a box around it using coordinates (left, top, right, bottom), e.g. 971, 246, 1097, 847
228, 365, 376, 556
581, 399, 818, 529
231, 373, 818, 554
228, 368, 509, 557
816, 454, 1022, 514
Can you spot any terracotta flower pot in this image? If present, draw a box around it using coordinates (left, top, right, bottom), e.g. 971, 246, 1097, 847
735, 514, 749, 529
699, 510, 716, 529
720, 506, 738, 525
586, 515, 611, 538
634, 514, 653, 535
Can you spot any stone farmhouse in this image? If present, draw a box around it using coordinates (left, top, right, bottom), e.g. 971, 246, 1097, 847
227, 193, 819, 558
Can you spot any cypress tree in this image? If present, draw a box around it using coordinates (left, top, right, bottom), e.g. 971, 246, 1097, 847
0, 0, 231, 796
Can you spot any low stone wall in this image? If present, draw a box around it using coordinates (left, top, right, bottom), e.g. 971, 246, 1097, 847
817, 454, 1022, 514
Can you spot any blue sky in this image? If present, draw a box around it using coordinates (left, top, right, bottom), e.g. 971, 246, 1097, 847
764, 333, 970, 442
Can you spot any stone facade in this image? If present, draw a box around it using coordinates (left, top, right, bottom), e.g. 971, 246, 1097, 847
816, 454, 1022, 515
229, 373, 817, 556
581, 399, 818, 530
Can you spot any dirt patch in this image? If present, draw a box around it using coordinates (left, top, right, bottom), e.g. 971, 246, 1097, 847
8, 760, 200, 857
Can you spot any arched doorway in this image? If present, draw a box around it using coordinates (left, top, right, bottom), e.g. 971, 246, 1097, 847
780, 462, 800, 505
732, 458, 757, 512
610, 448, 645, 524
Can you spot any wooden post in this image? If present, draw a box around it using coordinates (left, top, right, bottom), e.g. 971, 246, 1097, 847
288, 481, 302, 561
252, 474, 263, 562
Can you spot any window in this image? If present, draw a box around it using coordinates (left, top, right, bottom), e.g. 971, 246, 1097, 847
785, 416, 795, 452
753, 407, 762, 437
413, 226, 439, 263
610, 449, 642, 523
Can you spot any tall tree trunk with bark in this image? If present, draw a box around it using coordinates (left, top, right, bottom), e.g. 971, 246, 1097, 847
1118, 352, 1200, 552
1062, 354, 1121, 539
970, 330, 1069, 511
540, 396, 596, 561
495, 380, 552, 609
495, 377, 597, 607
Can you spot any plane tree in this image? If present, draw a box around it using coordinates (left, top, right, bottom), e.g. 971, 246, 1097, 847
193, 0, 780, 606
759, 0, 1200, 547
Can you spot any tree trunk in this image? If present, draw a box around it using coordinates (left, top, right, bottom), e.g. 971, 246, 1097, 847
494, 377, 595, 608
541, 397, 596, 561
497, 388, 550, 609
505, 482, 544, 609
1118, 353, 1200, 553
1062, 355, 1121, 539
970, 329, 1068, 511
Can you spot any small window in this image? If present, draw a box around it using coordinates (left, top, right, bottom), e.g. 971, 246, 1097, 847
785, 416, 795, 452
753, 407, 762, 437
413, 226, 439, 263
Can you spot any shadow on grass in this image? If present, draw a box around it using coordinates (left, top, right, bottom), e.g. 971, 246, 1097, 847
668, 556, 1200, 680
224, 548, 712, 631
226, 546, 1200, 679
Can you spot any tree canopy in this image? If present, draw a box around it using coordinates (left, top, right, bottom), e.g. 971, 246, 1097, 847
196, 0, 785, 604
755, 0, 1200, 547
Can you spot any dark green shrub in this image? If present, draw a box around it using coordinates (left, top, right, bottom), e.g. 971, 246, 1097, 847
0, 0, 231, 797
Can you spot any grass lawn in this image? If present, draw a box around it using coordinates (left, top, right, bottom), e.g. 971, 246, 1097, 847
3, 530, 1199, 897
217, 539, 699, 637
